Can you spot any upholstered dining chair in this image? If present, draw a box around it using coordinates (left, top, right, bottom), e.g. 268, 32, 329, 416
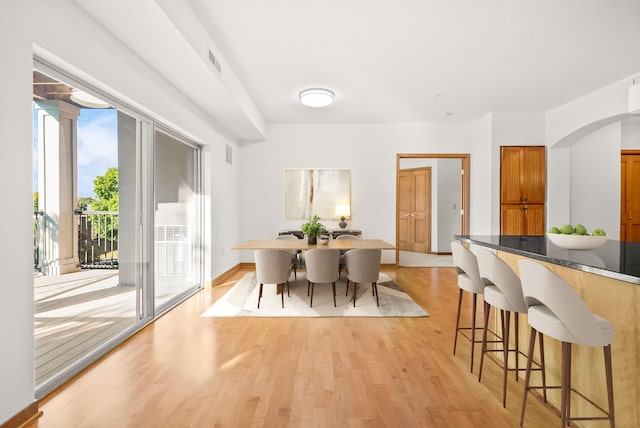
336, 233, 359, 279
254, 249, 292, 309
276, 234, 301, 280
304, 249, 341, 307
451, 241, 489, 373
344, 249, 381, 307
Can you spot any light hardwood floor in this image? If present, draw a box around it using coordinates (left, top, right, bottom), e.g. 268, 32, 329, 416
28, 267, 558, 427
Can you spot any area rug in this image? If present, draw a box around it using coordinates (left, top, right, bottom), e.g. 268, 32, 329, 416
202, 272, 429, 318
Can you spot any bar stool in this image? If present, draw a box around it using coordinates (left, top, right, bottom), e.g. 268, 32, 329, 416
451, 242, 490, 373
518, 260, 615, 428
476, 248, 544, 408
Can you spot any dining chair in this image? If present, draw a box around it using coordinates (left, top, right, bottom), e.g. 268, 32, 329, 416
254, 249, 292, 309
304, 249, 340, 307
336, 233, 360, 279
276, 234, 301, 280
344, 249, 381, 307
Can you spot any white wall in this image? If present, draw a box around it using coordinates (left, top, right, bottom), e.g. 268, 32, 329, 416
0, 1, 36, 423
437, 159, 462, 251
622, 116, 640, 149
569, 123, 621, 238
239, 123, 473, 263
470, 115, 493, 234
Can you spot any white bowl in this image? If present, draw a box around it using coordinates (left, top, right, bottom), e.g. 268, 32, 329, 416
317, 238, 329, 245
547, 233, 607, 250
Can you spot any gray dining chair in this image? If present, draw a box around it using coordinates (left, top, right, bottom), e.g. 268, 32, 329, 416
255, 249, 292, 308
344, 249, 381, 307
304, 249, 341, 307
336, 233, 359, 279
276, 234, 301, 280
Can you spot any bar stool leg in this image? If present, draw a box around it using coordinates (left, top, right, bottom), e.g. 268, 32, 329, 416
561, 342, 571, 427
453, 288, 463, 355
502, 310, 511, 408
470, 293, 478, 372
539, 332, 547, 403
515, 313, 520, 382
520, 326, 537, 427
604, 345, 615, 428
478, 301, 491, 382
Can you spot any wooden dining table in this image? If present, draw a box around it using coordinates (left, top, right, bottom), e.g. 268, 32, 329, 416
232, 239, 395, 251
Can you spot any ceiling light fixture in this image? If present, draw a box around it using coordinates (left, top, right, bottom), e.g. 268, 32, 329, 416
70, 89, 110, 109
299, 88, 334, 107
441, 112, 451, 118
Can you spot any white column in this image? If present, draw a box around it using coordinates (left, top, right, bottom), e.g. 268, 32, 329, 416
36, 100, 80, 275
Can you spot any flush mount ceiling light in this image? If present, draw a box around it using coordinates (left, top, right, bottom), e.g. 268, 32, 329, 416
299, 88, 334, 107
70, 88, 110, 109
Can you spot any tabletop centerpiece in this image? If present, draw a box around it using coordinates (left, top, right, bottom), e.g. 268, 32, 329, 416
301, 214, 327, 245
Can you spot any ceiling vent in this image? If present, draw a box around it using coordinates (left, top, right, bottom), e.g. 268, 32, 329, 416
208, 49, 222, 74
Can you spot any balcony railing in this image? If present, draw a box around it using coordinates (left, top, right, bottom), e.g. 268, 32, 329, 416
76, 210, 119, 269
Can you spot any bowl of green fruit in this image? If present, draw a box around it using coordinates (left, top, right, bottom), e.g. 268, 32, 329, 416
546, 224, 607, 250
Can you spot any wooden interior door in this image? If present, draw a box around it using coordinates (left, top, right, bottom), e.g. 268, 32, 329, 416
621, 152, 640, 242
397, 168, 431, 252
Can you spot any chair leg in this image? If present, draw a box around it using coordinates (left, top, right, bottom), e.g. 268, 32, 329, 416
515, 313, 520, 382
478, 301, 490, 382
287, 280, 290, 297
520, 327, 537, 427
281, 283, 285, 308
470, 293, 478, 373
373, 282, 379, 306
345, 279, 350, 296
502, 310, 511, 408
561, 342, 571, 427
293, 264, 297, 281
353, 282, 357, 307
453, 288, 463, 356
257, 283, 264, 308
309, 282, 315, 307
604, 345, 615, 428
307, 280, 311, 296
539, 332, 547, 403
332, 282, 337, 307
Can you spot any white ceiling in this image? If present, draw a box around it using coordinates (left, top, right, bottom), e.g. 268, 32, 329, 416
188, 0, 640, 124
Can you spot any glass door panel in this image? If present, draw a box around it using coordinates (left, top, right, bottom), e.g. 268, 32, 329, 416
153, 129, 201, 311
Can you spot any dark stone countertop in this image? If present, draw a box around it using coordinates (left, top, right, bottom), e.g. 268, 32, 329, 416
455, 235, 640, 285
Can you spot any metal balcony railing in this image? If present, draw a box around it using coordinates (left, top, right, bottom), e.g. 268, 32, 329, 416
76, 210, 119, 269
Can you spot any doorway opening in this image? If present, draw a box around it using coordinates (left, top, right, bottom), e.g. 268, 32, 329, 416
396, 154, 470, 266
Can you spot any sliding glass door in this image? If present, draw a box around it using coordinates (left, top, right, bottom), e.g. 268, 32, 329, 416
153, 129, 202, 312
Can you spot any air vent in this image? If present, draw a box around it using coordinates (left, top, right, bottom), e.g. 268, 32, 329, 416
225, 144, 232, 164
208, 49, 222, 74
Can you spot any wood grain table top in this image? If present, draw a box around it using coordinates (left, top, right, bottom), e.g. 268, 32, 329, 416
232, 239, 395, 251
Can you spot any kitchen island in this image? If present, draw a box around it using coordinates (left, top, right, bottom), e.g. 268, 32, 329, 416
455, 235, 639, 427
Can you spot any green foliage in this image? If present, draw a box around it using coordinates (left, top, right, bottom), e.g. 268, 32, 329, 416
91, 167, 119, 241
93, 167, 119, 201
33, 192, 38, 212
78, 197, 94, 210
301, 215, 327, 237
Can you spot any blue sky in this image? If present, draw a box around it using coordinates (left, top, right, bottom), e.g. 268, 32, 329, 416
33, 106, 118, 198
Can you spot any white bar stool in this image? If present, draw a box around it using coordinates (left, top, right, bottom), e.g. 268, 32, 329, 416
476, 248, 544, 408
518, 260, 615, 428
451, 242, 490, 373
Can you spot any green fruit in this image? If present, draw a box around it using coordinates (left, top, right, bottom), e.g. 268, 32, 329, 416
560, 224, 575, 234
592, 228, 607, 236
575, 224, 587, 235
571, 232, 581, 235
547, 226, 560, 234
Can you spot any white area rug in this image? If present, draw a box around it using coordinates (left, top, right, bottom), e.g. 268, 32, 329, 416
202, 272, 429, 318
